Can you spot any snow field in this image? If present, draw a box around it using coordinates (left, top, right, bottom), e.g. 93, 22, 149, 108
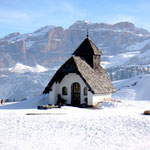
0, 99, 150, 150
113, 74, 150, 100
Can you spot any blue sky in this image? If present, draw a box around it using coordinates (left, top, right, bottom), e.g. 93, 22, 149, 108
0, 0, 150, 37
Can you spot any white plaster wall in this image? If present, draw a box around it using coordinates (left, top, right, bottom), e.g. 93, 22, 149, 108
49, 73, 112, 106
49, 83, 58, 104
87, 91, 93, 106
49, 91, 54, 104
49, 73, 88, 104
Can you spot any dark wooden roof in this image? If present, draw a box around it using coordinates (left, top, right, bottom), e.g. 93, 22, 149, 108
43, 56, 115, 94
73, 38, 102, 56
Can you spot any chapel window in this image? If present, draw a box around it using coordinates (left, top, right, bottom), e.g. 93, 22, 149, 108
62, 87, 68, 95
84, 87, 88, 96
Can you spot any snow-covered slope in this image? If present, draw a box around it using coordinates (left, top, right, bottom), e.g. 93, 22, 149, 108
106, 65, 150, 81
1, 63, 150, 101
1, 65, 150, 150
8, 63, 48, 73
0, 94, 49, 109
113, 74, 150, 100
0, 97, 150, 150
0, 64, 57, 100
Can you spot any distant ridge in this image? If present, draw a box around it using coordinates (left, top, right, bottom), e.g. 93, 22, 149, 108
0, 20, 150, 69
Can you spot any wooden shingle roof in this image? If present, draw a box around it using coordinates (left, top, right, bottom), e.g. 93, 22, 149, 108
73, 38, 102, 56
43, 56, 115, 94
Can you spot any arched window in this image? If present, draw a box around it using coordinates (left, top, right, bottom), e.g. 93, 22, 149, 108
62, 87, 68, 95
84, 87, 88, 96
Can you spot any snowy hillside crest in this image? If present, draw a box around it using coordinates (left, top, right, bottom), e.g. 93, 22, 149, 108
9, 63, 48, 73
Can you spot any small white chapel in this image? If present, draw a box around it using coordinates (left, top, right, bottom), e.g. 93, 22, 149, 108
43, 34, 115, 106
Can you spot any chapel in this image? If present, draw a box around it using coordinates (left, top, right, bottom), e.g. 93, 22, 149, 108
43, 35, 115, 106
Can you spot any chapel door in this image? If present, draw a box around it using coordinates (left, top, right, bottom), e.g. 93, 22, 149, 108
71, 82, 80, 106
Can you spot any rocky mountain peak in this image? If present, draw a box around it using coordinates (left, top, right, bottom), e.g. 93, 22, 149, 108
69, 20, 91, 29
33, 25, 56, 36
69, 20, 139, 32
0, 32, 21, 41
112, 22, 135, 30
69, 20, 112, 30
0, 20, 150, 69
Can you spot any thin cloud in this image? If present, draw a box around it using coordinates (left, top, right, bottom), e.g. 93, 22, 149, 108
43, 0, 86, 18
0, 10, 32, 25
60, 2, 86, 17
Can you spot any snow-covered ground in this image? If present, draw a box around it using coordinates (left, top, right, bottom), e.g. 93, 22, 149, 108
113, 74, 150, 100
0, 93, 150, 150
1, 73, 150, 150
102, 51, 140, 68
1, 20, 150, 149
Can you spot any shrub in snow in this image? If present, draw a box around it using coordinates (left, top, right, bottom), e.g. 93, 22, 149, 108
144, 110, 150, 115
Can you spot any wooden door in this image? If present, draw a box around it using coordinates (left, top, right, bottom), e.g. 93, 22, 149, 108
71, 82, 80, 106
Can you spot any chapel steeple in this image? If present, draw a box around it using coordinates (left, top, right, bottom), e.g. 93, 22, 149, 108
72, 35, 102, 69
86, 28, 89, 38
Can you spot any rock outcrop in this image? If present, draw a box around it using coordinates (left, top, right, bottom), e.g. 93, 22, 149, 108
0, 21, 150, 68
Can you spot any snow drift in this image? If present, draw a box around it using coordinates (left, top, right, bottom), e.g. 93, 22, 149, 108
0, 94, 49, 109
113, 74, 150, 100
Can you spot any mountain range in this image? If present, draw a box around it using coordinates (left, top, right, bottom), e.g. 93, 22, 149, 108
1, 20, 150, 100
1, 20, 150, 69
